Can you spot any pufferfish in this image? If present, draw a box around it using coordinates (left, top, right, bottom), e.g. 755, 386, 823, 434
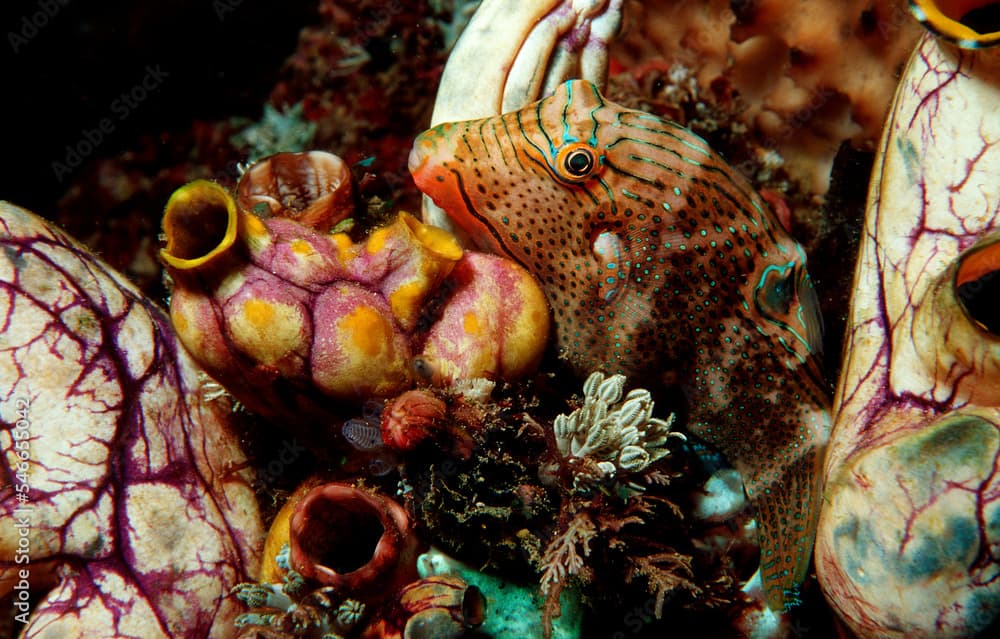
409, 79, 831, 610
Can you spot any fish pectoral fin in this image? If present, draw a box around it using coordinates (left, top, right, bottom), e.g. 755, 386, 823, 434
743, 444, 826, 611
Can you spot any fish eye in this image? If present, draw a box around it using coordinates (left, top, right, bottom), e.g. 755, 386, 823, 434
754, 260, 825, 356
756, 263, 797, 318
555, 143, 599, 182
565, 149, 593, 175
767, 272, 794, 313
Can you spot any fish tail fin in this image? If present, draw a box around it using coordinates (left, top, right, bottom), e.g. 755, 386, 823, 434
747, 442, 827, 611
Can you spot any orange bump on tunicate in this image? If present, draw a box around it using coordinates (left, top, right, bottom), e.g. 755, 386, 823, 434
462, 312, 481, 336
389, 281, 426, 326
171, 310, 189, 335
497, 261, 551, 378
366, 226, 390, 254
169, 287, 236, 375
402, 211, 463, 261
420, 253, 550, 382
331, 232, 353, 263
226, 298, 308, 376
342, 305, 395, 358
290, 239, 313, 256
311, 283, 413, 400
238, 213, 272, 254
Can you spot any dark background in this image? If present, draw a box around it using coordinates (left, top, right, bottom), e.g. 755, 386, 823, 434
0, 0, 316, 216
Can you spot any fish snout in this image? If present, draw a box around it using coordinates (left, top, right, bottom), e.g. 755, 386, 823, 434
410, 122, 460, 177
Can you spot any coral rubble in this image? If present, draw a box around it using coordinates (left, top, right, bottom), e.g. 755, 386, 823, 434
611, 0, 922, 197
404, 375, 743, 638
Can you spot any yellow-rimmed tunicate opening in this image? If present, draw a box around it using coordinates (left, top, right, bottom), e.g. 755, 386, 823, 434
161, 180, 238, 270
954, 235, 1000, 334
910, 0, 1000, 48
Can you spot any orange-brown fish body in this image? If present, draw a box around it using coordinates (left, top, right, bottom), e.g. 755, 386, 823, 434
409, 79, 830, 609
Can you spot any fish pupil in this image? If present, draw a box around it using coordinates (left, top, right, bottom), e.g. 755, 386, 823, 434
767, 275, 794, 313
565, 149, 594, 176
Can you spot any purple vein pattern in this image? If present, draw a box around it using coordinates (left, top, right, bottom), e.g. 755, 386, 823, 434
0, 202, 262, 638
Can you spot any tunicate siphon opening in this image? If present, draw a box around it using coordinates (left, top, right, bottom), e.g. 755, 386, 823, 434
296, 495, 385, 574
236, 151, 355, 233
955, 238, 1000, 334
910, 0, 1000, 47
462, 585, 487, 627
961, 2, 1000, 31
160, 180, 237, 269
289, 483, 416, 598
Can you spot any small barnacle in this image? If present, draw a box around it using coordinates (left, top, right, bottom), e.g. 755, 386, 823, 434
381, 389, 449, 452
